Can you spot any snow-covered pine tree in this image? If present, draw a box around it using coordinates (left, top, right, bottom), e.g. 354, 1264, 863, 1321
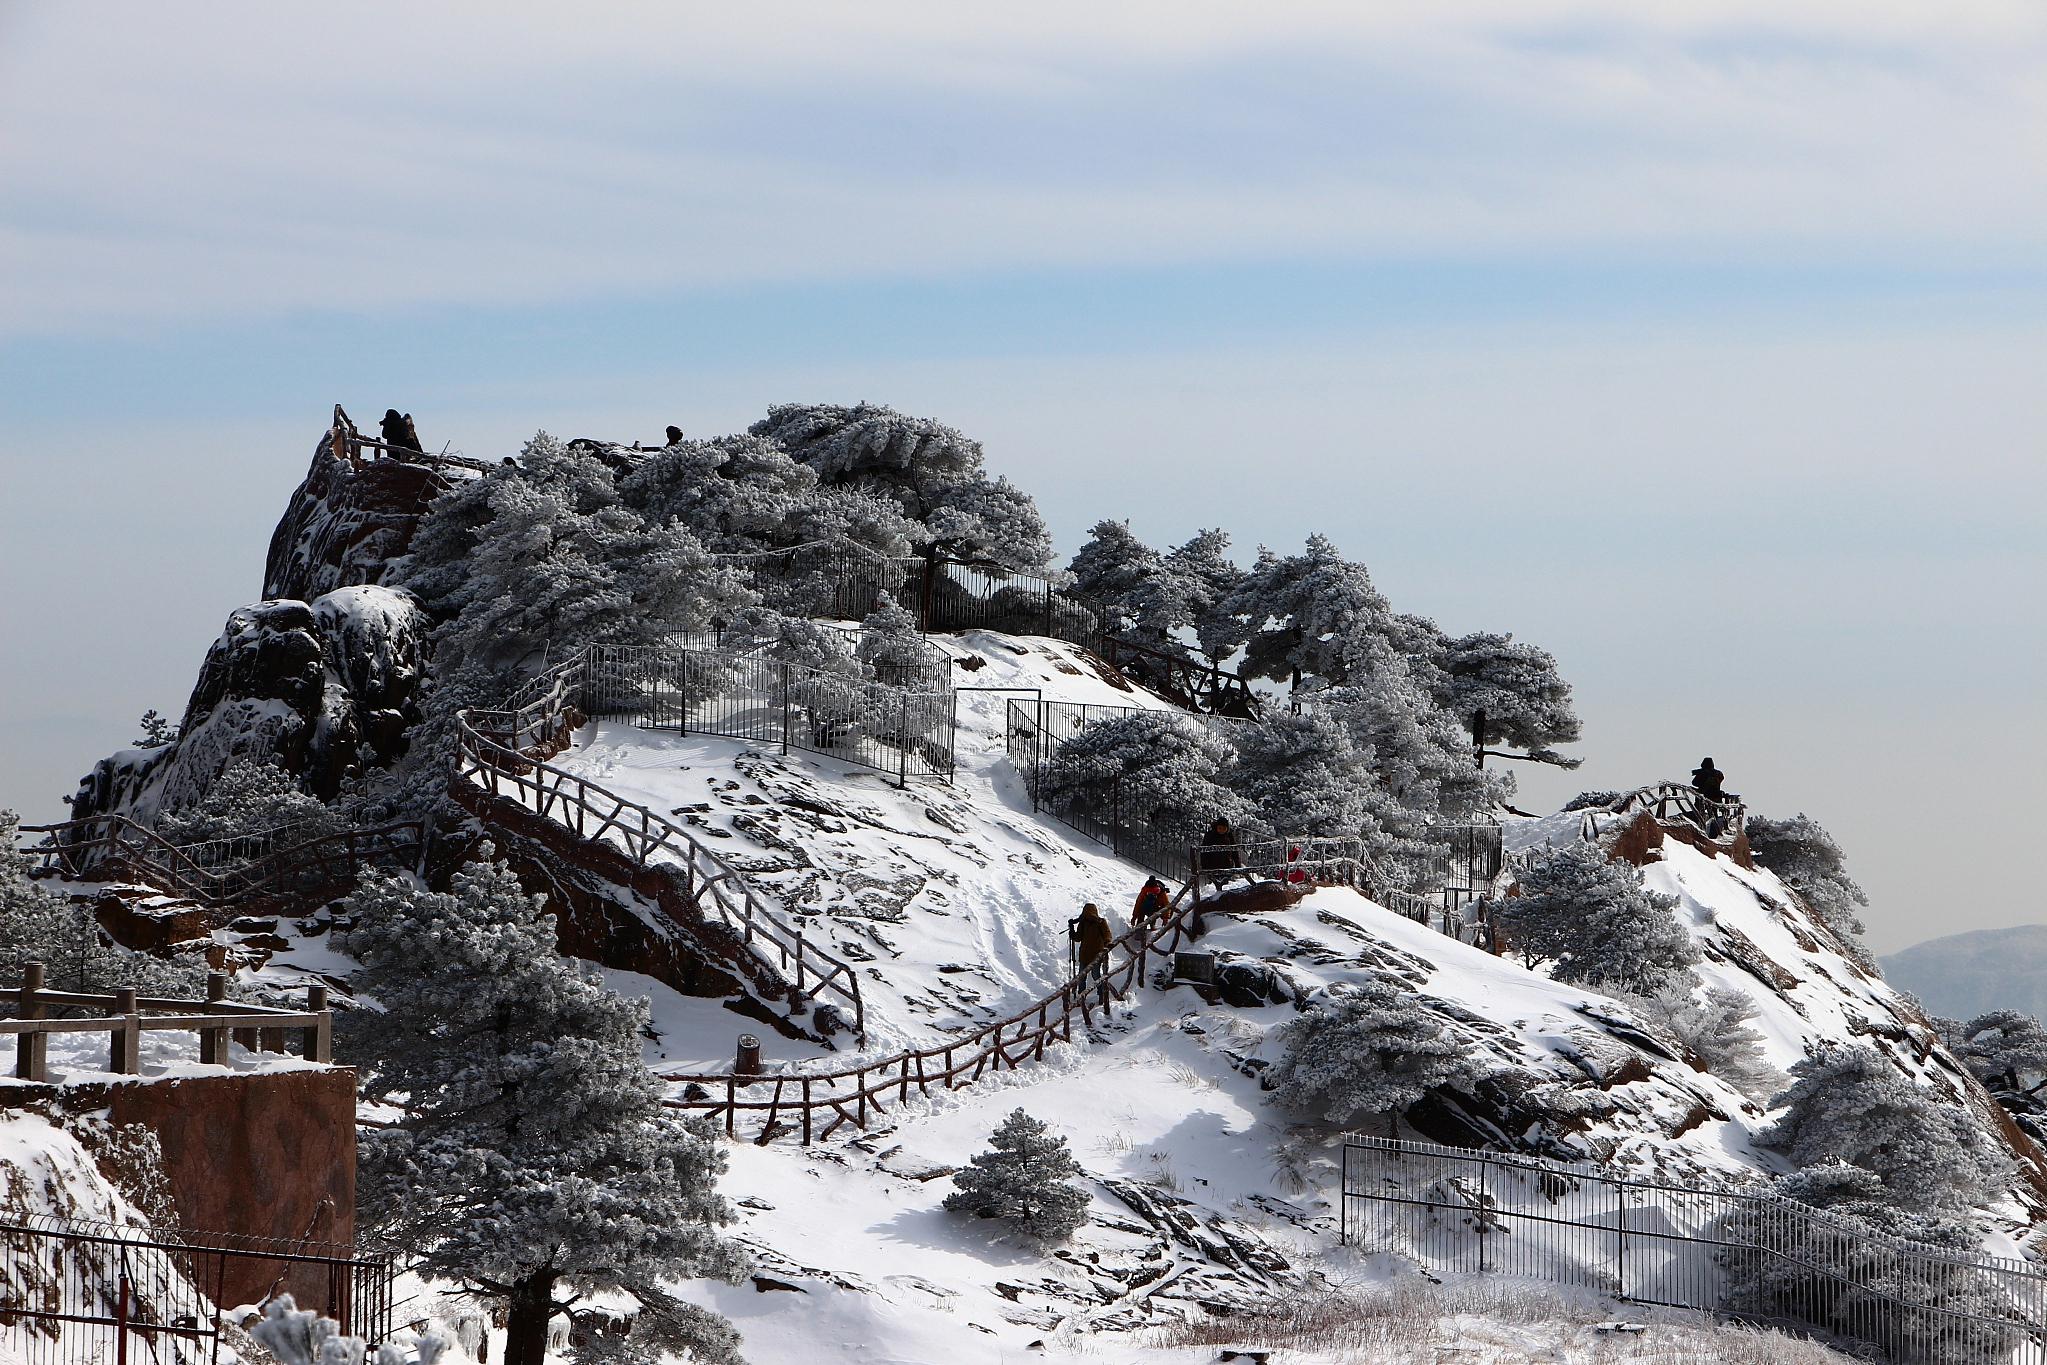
1745, 813, 1870, 950
1225, 703, 1418, 867
1758, 1040, 2011, 1219
1409, 625, 1583, 767
1949, 1009, 2047, 1111
751, 403, 1053, 569
1037, 710, 1247, 838
1620, 982, 1783, 1099
1495, 842, 1698, 994
1207, 535, 1398, 687
154, 756, 346, 851
617, 431, 919, 562
133, 708, 178, 748
1066, 519, 1164, 642
0, 810, 209, 997
856, 591, 932, 682
943, 1108, 1090, 1245
1159, 528, 1241, 636
338, 853, 742, 1365
1270, 975, 1481, 1134
396, 432, 754, 682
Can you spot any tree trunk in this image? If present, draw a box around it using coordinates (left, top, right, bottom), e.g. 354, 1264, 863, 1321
501, 1270, 557, 1365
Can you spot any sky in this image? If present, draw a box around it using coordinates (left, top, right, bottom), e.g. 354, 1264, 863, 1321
1, 2, 2042, 953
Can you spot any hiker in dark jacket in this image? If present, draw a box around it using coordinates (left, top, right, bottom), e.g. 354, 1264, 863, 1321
1069, 903, 1115, 990
1691, 757, 1727, 801
1199, 817, 1244, 887
1131, 876, 1170, 930
665, 424, 684, 445
379, 408, 424, 454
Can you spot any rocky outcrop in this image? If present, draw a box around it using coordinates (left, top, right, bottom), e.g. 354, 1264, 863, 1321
72, 586, 429, 822
263, 434, 451, 603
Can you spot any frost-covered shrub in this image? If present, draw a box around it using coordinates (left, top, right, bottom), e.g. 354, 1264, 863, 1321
1496, 843, 1698, 995
1270, 976, 1481, 1134
251, 1294, 449, 1365
133, 708, 178, 748
0, 811, 209, 997
154, 757, 345, 851
1620, 982, 1783, 1099
944, 1108, 1089, 1245
1758, 1041, 2010, 1219
1745, 813, 1869, 948
339, 852, 742, 1365
1038, 711, 1246, 836
1715, 1164, 2023, 1365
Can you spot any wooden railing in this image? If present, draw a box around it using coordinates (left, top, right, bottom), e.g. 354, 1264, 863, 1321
15, 817, 425, 908
1097, 636, 1260, 719
453, 695, 868, 1039
327, 403, 497, 475
3, 964, 331, 1082
1604, 782, 1746, 842
658, 880, 1209, 1143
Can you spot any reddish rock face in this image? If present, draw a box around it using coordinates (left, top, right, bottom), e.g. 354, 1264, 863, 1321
264, 436, 450, 603
56, 1068, 358, 1313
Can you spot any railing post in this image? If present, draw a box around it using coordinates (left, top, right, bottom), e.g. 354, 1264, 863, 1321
15, 962, 47, 1082
308, 984, 332, 1063
780, 663, 792, 755
199, 971, 230, 1066
110, 987, 141, 1075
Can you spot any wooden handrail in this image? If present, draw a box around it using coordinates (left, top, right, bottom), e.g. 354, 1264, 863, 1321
15, 817, 423, 907
3, 967, 332, 1081
452, 652, 868, 1037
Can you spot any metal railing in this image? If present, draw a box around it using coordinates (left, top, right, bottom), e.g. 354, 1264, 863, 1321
3, 966, 331, 1083
1340, 1135, 2046, 1365
581, 641, 957, 785
0, 1212, 392, 1365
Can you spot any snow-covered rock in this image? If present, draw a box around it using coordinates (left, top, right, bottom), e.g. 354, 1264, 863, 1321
72, 585, 428, 822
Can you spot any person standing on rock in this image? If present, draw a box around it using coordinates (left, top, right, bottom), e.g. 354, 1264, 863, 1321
1691, 757, 1727, 800
665, 424, 685, 445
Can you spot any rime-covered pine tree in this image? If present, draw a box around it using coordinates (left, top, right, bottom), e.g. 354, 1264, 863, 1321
1226, 704, 1416, 864
943, 1108, 1089, 1245
1949, 1010, 2047, 1110
339, 853, 742, 1365
1271, 976, 1479, 1133
1758, 1041, 2010, 1218
1038, 710, 1246, 836
154, 756, 345, 850
856, 592, 931, 679
1621, 982, 1783, 1099
1745, 813, 1870, 948
1411, 626, 1583, 767
1496, 843, 1698, 994
1208, 535, 1398, 686
397, 432, 753, 681
1066, 519, 1164, 641
752, 402, 1053, 568
0, 810, 208, 996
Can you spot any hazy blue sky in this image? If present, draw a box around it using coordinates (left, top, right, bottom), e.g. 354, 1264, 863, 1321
2, 3, 2041, 952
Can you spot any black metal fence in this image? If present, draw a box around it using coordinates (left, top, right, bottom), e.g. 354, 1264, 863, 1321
1004, 698, 1210, 880
0, 1214, 394, 1365
585, 643, 956, 784
1340, 1136, 2047, 1365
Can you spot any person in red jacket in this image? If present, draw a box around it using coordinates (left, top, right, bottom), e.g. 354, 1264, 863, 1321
1131, 876, 1170, 931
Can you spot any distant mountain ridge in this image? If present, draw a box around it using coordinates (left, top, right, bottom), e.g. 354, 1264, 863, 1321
1882, 924, 2047, 1021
